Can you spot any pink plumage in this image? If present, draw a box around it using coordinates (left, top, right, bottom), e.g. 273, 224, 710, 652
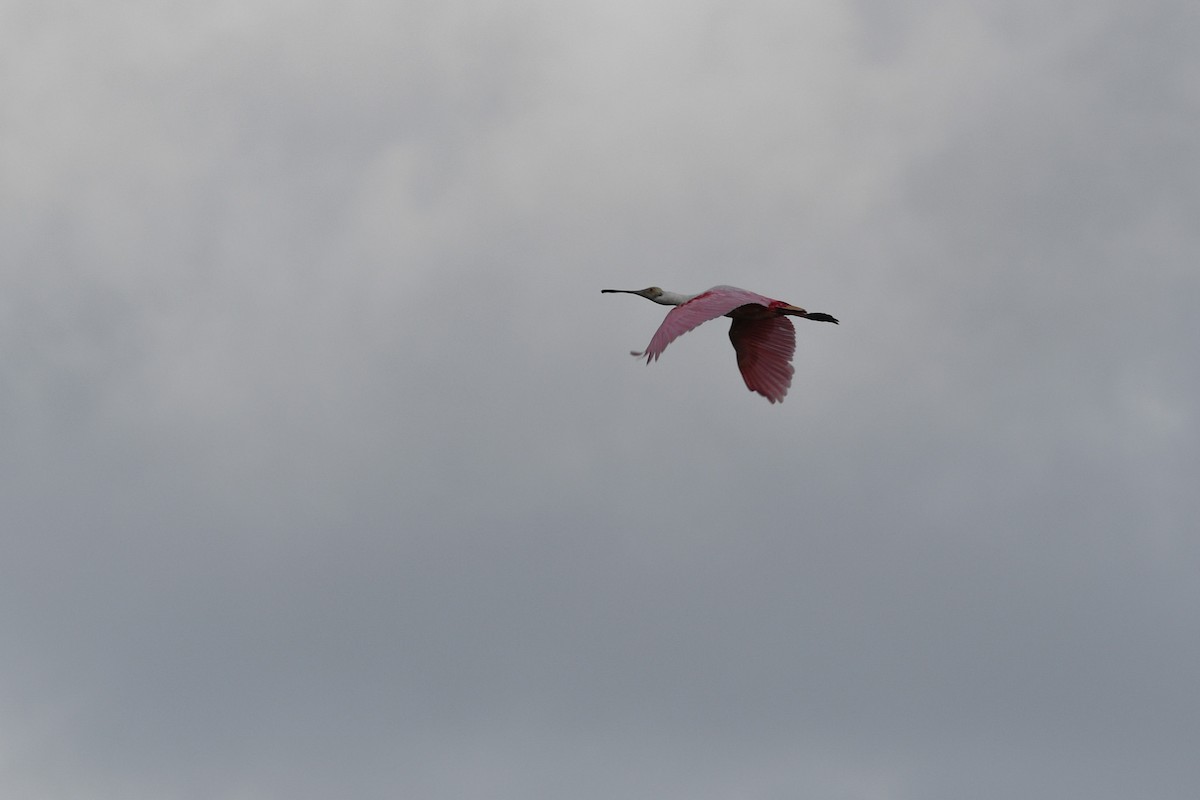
729, 315, 796, 403
602, 284, 838, 404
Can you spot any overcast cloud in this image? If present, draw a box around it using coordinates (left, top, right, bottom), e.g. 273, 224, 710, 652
2, 1, 1198, 798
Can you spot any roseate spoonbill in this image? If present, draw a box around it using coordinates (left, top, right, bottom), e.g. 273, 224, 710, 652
602, 285, 838, 404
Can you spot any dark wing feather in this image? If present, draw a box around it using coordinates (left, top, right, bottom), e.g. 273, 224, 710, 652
728, 316, 797, 403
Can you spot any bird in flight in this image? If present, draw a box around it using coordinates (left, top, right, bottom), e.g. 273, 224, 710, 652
602, 285, 837, 404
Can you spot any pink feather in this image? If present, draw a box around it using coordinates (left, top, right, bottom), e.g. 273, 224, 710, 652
634, 286, 776, 361
728, 315, 796, 403
608, 283, 836, 404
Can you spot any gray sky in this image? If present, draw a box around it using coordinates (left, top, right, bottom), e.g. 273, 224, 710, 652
3, 1, 1198, 798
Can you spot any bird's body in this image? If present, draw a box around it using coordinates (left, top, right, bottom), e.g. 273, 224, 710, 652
602, 285, 838, 404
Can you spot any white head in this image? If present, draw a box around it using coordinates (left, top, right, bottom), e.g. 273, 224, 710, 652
601, 286, 691, 306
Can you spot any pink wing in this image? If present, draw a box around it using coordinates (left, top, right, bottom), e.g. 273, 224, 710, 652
635, 285, 774, 362
728, 316, 797, 404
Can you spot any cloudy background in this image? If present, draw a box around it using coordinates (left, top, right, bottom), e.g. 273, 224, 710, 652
3, 1, 1198, 798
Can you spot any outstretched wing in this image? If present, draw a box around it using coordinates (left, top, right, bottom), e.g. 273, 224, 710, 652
728, 316, 796, 404
635, 285, 774, 362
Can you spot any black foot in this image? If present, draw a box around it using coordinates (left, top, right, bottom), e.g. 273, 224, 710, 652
804, 312, 839, 324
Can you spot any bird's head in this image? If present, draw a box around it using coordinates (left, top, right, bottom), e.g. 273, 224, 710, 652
601, 286, 665, 302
